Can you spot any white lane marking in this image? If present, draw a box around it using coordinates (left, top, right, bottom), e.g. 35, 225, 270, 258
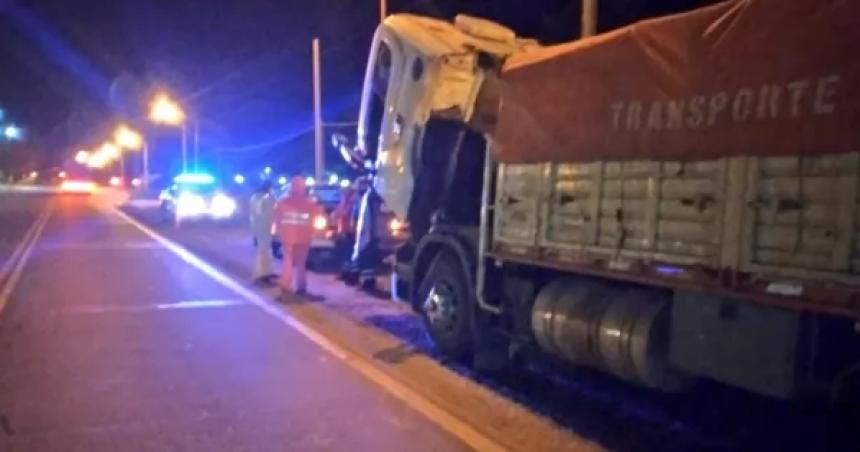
0, 184, 57, 194
39, 242, 163, 251
112, 207, 508, 452
0, 205, 53, 313
63, 299, 247, 315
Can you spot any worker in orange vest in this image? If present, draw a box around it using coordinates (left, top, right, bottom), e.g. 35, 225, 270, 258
274, 176, 322, 298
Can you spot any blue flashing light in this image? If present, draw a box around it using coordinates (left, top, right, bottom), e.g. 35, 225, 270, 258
174, 173, 215, 185
277, 176, 288, 186
263, 166, 272, 175
233, 174, 245, 184
328, 174, 339, 185
4, 125, 22, 140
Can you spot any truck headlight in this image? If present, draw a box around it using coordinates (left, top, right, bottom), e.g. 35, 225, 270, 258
210, 194, 237, 218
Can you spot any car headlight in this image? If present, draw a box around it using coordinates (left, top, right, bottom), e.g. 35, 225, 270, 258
177, 193, 207, 217
312, 215, 328, 231
210, 194, 237, 218
389, 218, 404, 232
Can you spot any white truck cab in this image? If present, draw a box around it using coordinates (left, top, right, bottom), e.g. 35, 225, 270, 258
357, 15, 529, 221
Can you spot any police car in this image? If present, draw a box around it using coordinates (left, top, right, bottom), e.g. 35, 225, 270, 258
159, 173, 239, 224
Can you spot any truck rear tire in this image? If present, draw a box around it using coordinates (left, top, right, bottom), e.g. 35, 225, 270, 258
417, 251, 473, 360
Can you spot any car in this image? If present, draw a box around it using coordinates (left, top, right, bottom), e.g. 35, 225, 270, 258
159, 173, 239, 225
59, 179, 97, 195
268, 183, 349, 269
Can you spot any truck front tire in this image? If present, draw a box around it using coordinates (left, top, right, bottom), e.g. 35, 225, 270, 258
417, 251, 473, 360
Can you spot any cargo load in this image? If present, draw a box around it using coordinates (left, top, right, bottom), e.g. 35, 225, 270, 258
493, 0, 860, 164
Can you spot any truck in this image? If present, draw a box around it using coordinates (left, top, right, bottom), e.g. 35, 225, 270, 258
348, 0, 860, 401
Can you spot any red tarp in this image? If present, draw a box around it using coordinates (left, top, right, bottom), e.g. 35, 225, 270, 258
492, 0, 860, 164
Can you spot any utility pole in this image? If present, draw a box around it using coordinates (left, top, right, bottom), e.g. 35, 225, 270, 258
143, 141, 149, 188
582, 0, 598, 38
380, 0, 387, 23
312, 38, 324, 182
181, 123, 188, 173
193, 121, 200, 171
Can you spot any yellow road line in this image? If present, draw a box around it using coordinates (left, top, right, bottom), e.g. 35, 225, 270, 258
0, 205, 53, 312
113, 207, 508, 452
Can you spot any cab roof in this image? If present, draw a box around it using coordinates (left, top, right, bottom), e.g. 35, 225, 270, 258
382, 14, 533, 58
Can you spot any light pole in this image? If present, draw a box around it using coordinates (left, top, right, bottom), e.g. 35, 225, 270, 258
192, 121, 200, 171
312, 38, 324, 182
582, 0, 598, 38
114, 124, 144, 184
149, 93, 187, 172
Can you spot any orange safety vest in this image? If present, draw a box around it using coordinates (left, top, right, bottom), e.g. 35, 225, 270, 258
274, 195, 320, 246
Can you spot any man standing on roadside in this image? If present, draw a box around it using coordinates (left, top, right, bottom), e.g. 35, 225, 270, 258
274, 176, 321, 299
249, 180, 276, 286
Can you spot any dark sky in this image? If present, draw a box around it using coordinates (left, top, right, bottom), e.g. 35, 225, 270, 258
0, 0, 715, 174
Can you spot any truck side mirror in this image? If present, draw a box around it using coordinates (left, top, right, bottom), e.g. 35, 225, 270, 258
331, 133, 349, 149
332, 133, 369, 172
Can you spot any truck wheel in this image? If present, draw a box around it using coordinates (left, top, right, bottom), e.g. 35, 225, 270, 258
417, 252, 473, 360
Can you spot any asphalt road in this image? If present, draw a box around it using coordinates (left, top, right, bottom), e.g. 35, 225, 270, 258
0, 192, 469, 451
2, 190, 854, 452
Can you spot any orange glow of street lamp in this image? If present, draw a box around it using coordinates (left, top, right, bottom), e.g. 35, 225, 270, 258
149, 93, 185, 125
74, 150, 90, 164
87, 151, 109, 169
100, 142, 121, 160
114, 125, 143, 150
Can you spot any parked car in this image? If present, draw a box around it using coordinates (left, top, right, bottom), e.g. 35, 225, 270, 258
268, 183, 348, 269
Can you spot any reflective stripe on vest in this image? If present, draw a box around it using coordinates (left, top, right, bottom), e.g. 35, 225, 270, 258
280, 212, 311, 225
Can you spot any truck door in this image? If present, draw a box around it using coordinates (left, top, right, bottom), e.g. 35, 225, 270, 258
357, 30, 409, 219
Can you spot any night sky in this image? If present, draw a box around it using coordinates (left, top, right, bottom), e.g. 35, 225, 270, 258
0, 0, 715, 176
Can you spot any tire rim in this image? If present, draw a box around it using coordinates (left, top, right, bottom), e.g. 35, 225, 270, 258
423, 282, 457, 332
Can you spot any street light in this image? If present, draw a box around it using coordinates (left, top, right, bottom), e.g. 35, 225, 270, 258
87, 152, 109, 169
149, 94, 185, 125
114, 125, 145, 183
114, 125, 143, 150
101, 142, 120, 160
149, 93, 189, 172
74, 150, 90, 164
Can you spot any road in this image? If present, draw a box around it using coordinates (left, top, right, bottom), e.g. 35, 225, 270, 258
0, 192, 476, 451
0, 190, 850, 452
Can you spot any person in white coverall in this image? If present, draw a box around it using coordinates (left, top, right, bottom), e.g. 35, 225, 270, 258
250, 180, 276, 285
